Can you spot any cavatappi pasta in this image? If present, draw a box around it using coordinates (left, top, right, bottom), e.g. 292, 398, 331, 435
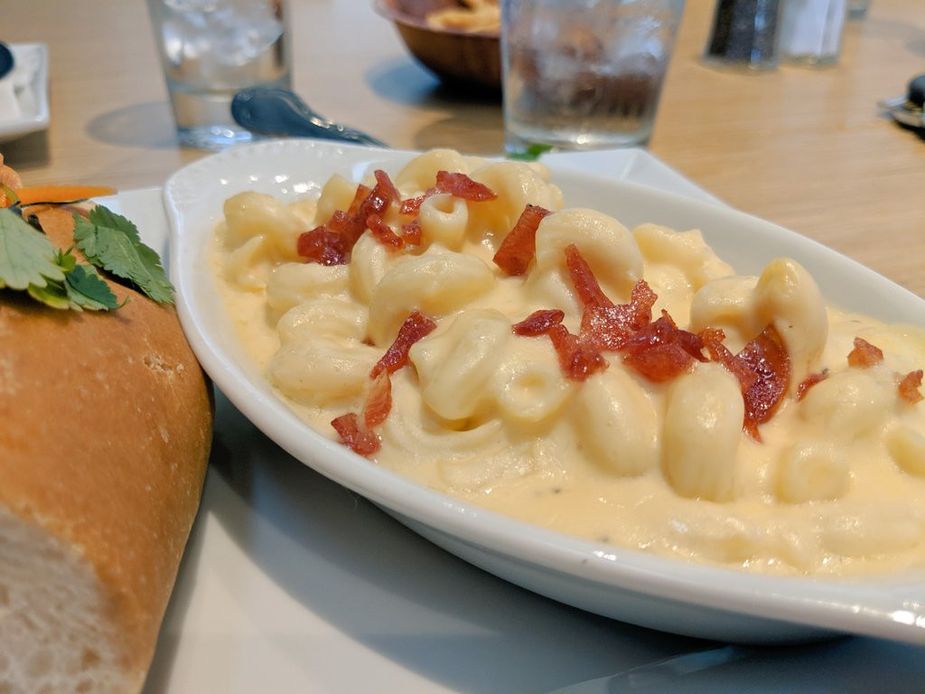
212, 150, 925, 576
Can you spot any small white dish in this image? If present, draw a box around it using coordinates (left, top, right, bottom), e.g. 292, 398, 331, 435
0, 43, 49, 143
164, 138, 925, 646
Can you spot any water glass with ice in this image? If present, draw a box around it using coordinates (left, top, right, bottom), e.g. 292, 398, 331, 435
146, 0, 291, 150
501, 0, 684, 155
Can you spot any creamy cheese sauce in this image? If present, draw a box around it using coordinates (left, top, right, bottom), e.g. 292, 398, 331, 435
211, 150, 925, 577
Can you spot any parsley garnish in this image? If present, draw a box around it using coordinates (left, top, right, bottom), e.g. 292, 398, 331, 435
507, 143, 554, 162
0, 208, 66, 291
73, 206, 174, 305
0, 202, 171, 312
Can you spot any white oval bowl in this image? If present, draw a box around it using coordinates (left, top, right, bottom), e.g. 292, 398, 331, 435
165, 139, 925, 645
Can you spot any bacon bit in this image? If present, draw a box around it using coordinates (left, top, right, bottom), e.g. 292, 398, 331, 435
398, 171, 496, 216
493, 204, 551, 276
700, 325, 790, 440
547, 324, 608, 381
795, 370, 829, 401
736, 326, 791, 441
435, 170, 497, 201
564, 244, 614, 310
399, 191, 433, 216
701, 328, 758, 393
331, 413, 381, 456
374, 170, 400, 204
370, 310, 439, 378
363, 372, 393, 429
847, 337, 884, 368
298, 175, 403, 265
366, 213, 404, 250
296, 226, 351, 265
899, 369, 924, 404
322, 210, 359, 247
347, 184, 372, 217
581, 280, 658, 352
621, 313, 695, 383
619, 311, 705, 382
512, 309, 565, 336
623, 343, 695, 383
400, 219, 422, 245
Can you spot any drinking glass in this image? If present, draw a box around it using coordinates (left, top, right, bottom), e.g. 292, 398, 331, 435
501, 0, 684, 154
146, 0, 291, 150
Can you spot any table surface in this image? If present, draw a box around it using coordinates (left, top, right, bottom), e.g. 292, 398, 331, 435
3, 0, 924, 298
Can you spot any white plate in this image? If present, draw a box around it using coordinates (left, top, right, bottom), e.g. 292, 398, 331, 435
164, 139, 925, 648
0, 43, 49, 143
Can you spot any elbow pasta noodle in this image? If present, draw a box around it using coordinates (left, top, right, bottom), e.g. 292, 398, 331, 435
491, 338, 575, 425
418, 194, 469, 249
467, 161, 564, 241
663, 363, 743, 502
574, 368, 659, 477
534, 209, 643, 298
367, 250, 494, 345
410, 309, 512, 422
266, 262, 350, 320
213, 150, 925, 577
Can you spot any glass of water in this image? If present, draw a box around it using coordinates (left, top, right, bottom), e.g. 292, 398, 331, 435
146, 0, 291, 150
501, 0, 684, 155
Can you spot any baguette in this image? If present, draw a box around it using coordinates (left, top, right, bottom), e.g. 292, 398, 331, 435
0, 207, 212, 693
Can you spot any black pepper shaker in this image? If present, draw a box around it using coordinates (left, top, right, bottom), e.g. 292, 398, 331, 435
704, 0, 782, 70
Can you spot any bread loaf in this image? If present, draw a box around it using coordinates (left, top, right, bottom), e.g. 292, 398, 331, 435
0, 208, 212, 692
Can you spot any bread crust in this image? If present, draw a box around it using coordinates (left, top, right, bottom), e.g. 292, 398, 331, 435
0, 208, 212, 686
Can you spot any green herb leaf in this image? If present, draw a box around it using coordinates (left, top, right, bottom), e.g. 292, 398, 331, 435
0, 208, 65, 291
73, 205, 174, 304
27, 281, 71, 310
507, 143, 554, 162
55, 248, 77, 273
65, 263, 120, 311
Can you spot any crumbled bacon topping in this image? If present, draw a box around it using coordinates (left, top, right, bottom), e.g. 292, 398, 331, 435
512, 309, 565, 336
580, 280, 658, 352
399, 192, 432, 216
701, 325, 791, 440
565, 244, 613, 310
621, 312, 703, 383
847, 337, 884, 368
399, 170, 498, 215
297, 171, 401, 265
737, 327, 791, 440
795, 369, 829, 401
363, 372, 393, 429
493, 204, 551, 276
400, 219, 422, 245
701, 328, 758, 393
334, 310, 440, 457
899, 369, 924, 404
296, 226, 351, 266
435, 171, 497, 201
331, 413, 381, 456
370, 310, 438, 378
547, 324, 609, 381
366, 213, 404, 250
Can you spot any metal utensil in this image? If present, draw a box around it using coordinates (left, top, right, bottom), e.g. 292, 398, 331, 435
0, 43, 14, 81
231, 87, 387, 147
879, 74, 925, 129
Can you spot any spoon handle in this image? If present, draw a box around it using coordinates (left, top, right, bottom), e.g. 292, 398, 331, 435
231, 87, 388, 148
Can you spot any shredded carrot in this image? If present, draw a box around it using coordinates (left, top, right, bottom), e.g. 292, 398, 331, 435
14, 185, 117, 205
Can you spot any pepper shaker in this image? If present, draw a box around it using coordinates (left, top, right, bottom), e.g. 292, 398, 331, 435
704, 0, 782, 71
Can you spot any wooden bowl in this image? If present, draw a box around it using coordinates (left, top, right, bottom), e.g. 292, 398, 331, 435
374, 0, 501, 91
